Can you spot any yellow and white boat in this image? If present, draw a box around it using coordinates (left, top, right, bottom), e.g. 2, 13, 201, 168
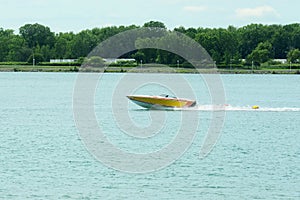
127, 94, 196, 109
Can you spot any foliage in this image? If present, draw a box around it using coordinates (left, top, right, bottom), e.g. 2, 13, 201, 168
38, 62, 81, 66
0, 22, 300, 67
19, 23, 55, 48
27, 53, 45, 64
246, 42, 273, 66
0, 61, 29, 65
84, 56, 105, 67
287, 49, 300, 63
143, 21, 166, 29
132, 51, 146, 63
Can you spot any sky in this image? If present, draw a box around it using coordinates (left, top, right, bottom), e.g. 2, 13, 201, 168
1, 0, 299, 33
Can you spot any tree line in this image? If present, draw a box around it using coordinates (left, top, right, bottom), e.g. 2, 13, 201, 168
1, 21, 300, 67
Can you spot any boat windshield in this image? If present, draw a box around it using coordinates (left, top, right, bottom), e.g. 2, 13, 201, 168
159, 94, 177, 98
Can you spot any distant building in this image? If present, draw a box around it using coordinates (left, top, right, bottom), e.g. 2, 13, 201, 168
241, 59, 287, 64
50, 59, 77, 63
273, 59, 287, 64
103, 58, 136, 64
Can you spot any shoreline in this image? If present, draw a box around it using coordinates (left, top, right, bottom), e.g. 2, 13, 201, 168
0, 65, 299, 74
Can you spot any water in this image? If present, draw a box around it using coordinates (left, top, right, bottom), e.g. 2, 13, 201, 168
0, 72, 299, 199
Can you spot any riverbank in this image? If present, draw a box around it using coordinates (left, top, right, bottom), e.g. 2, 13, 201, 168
0, 65, 299, 74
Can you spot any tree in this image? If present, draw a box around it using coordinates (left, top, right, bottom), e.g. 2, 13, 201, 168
1, 22, 300, 66
70, 30, 97, 58
27, 53, 45, 65
143, 21, 166, 29
54, 32, 75, 58
237, 24, 268, 58
132, 51, 146, 63
287, 49, 300, 63
195, 28, 239, 64
283, 23, 300, 50
174, 26, 186, 34
54, 37, 68, 58
185, 28, 197, 39
271, 27, 289, 59
0, 29, 14, 61
40, 45, 53, 61
5, 36, 30, 62
19, 23, 55, 48
246, 42, 273, 66
84, 56, 105, 67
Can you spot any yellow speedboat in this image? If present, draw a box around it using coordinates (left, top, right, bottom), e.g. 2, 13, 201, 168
127, 94, 196, 109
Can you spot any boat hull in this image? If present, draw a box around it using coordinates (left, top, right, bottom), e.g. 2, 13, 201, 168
127, 95, 196, 109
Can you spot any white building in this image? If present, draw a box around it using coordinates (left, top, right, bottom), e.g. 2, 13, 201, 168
50, 59, 77, 63
273, 59, 287, 64
103, 58, 136, 64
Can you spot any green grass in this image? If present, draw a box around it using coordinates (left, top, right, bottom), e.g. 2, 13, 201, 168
0, 65, 79, 72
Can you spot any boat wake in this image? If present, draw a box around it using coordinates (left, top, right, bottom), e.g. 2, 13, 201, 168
175, 105, 300, 112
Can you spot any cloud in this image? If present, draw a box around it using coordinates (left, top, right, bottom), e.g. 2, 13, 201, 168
183, 6, 207, 12
235, 5, 279, 18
